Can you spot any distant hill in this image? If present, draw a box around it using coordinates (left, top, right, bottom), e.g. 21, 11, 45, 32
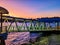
0, 15, 60, 22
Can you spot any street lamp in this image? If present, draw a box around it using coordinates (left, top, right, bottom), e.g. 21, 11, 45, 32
0, 7, 9, 45
0, 7, 9, 33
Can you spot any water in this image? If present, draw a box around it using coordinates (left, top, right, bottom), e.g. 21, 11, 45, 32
5, 32, 43, 45
2, 32, 60, 45
5, 32, 30, 45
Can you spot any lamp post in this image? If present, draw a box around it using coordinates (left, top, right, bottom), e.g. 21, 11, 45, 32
0, 7, 9, 45
0, 12, 2, 33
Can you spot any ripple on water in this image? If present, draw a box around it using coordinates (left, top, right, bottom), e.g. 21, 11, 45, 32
5, 32, 30, 45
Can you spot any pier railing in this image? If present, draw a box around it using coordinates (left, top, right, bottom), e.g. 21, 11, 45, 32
8, 27, 60, 32
0, 26, 60, 33
0, 26, 7, 34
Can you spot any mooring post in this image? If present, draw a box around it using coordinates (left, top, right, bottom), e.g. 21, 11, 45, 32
0, 12, 6, 45
0, 13, 5, 45
0, 7, 9, 45
0, 36, 5, 45
0, 13, 2, 33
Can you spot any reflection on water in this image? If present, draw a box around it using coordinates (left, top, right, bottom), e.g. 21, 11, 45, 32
5, 32, 41, 45
30, 34, 60, 45
5, 32, 30, 45
5, 32, 60, 45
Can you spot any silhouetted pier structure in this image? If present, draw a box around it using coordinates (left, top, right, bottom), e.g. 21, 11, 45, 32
0, 7, 9, 45
0, 16, 60, 32
0, 7, 60, 45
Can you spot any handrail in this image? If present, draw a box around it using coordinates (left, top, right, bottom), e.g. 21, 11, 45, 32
0, 25, 60, 33
0, 26, 7, 34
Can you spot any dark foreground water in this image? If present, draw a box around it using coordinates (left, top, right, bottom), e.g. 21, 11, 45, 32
5, 32, 42, 45
5, 32, 30, 45
5, 32, 60, 45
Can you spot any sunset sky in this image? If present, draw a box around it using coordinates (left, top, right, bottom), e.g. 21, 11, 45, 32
0, 0, 60, 18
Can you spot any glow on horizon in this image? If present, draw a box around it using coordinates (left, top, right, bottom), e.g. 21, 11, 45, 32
0, 0, 60, 18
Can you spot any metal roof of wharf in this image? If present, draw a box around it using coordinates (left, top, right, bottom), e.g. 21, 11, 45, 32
0, 16, 60, 23
0, 15, 36, 22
